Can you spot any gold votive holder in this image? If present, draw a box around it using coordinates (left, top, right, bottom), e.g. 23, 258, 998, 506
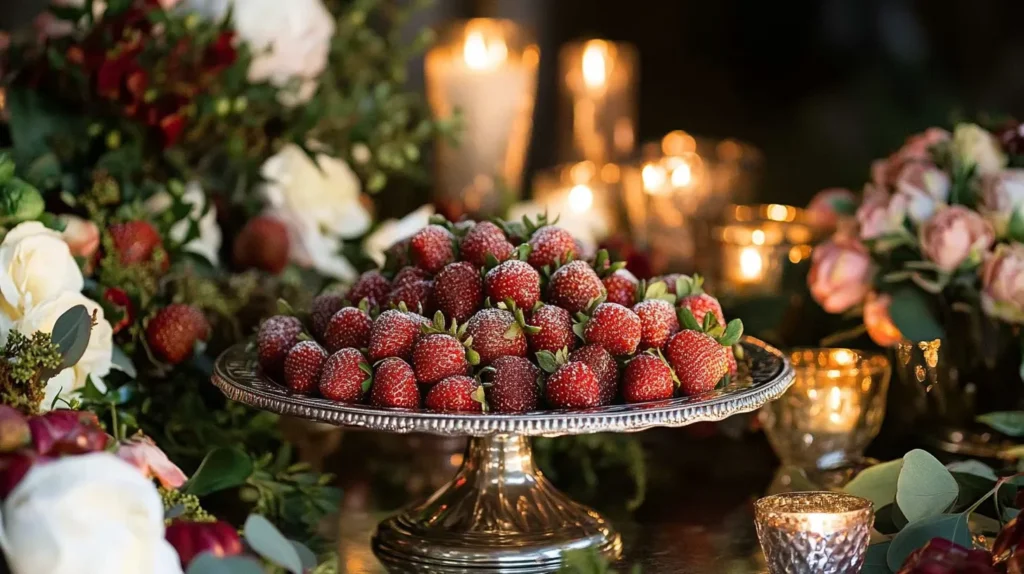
761, 348, 891, 470
755, 492, 873, 574
529, 160, 625, 247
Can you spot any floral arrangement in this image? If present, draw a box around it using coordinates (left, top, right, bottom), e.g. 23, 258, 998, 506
806, 122, 1024, 370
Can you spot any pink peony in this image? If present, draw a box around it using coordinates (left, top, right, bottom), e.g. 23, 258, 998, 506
807, 188, 857, 229
808, 238, 873, 313
856, 185, 906, 241
59, 215, 100, 261
919, 206, 994, 273
863, 292, 903, 347
981, 243, 1024, 324
979, 169, 1024, 238
116, 435, 187, 489
894, 162, 950, 224
165, 520, 244, 568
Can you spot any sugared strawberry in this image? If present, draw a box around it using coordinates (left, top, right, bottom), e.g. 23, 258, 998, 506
581, 303, 642, 356
410, 224, 455, 273
545, 362, 600, 409
384, 238, 412, 269
386, 279, 435, 315
622, 353, 676, 403
547, 260, 605, 314
485, 356, 541, 413
602, 269, 638, 307
465, 308, 528, 365
570, 345, 619, 405
485, 259, 541, 310
258, 315, 303, 378
319, 348, 371, 403
424, 376, 484, 412
527, 226, 577, 269
146, 304, 211, 365
368, 310, 428, 362
283, 341, 328, 394
675, 275, 726, 327
233, 215, 289, 274
659, 274, 684, 295
633, 299, 679, 350
110, 220, 166, 269
392, 266, 430, 290
413, 334, 473, 385
370, 357, 420, 409
435, 262, 483, 323
664, 330, 729, 396
310, 293, 346, 339
460, 221, 515, 267
527, 304, 575, 354
348, 270, 391, 308
323, 307, 372, 353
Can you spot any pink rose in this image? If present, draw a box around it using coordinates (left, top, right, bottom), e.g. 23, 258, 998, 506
863, 292, 903, 347
116, 435, 187, 489
894, 162, 950, 224
59, 215, 100, 261
919, 206, 994, 273
979, 169, 1024, 238
981, 243, 1024, 324
807, 188, 857, 229
856, 186, 906, 241
808, 238, 873, 313
873, 128, 951, 187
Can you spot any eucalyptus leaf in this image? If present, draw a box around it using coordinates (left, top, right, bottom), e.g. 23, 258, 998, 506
886, 513, 970, 571
945, 460, 998, 481
844, 458, 903, 508
243, 514, 304, 574
186, 553, 265, 574
862, 542, 893, 574
896, 449, 958, 522
977, 411, 1024, 437
290, 540, 318, 571
110, 345, 137, 378
184, 447, 254, 497
888, 287, 944, 343
48, 305, 92, 374
950, 472, 996, 512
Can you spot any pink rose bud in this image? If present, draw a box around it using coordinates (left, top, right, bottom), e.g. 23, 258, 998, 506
807, 188, 857, 229
59, 215, 100, 261
0, 406, 30, 453
873, 128, 951, 188
856, 186, 907, 241
920, 206, 994, 273
808, 238, 873, 314
980, 169, 1024, 238
165, 520, 244, 568
981, 243, 1024, 324
863, 292, 903, 347
116, 435, 187, 489
894, 162, 950, 224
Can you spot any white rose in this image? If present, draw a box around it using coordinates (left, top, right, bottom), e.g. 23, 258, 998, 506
184, 0, 335, 104
0, 453, 183, 574
980, 169, 1024, 239
145, 182, 222, 265
260, 144, 371, 281
363, 205, 435, 266
0, 222, 84, 315
14, 291, 114, 407
952, 123, 1007, 176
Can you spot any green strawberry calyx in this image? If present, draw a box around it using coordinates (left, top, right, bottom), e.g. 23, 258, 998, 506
421, 311, 480, 366
677, 307, 743, 348
674, 274, 707, 298
535, 346, 571, 374
634, 279, 676, 304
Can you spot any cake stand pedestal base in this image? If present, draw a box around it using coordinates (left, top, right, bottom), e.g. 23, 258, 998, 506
372, 434, 622, 572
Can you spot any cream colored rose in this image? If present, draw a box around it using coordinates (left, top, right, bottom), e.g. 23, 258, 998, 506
919, 206, 994, 273
14, 291, 114, 407
145, 182, 222, 265
952, 123, 1007, 176
0, 453, 183, 574
981, 243, 1024, 324
980, 169, 1024, 239
0, 222, 84, 315
260, 144, 371, 281
894, 162, 950, 224
363, 205, 435, 266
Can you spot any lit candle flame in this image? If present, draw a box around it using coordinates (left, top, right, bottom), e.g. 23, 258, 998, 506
581, 40, 609, 89
670, 163, 692, 187
463, 28, 507, 71
641, 163, 667, 194
567, 184, 594, 213
739, 247, 764, 280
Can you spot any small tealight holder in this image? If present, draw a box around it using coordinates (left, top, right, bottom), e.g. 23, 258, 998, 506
754, 492, 873, 574
713, 204, 815, 298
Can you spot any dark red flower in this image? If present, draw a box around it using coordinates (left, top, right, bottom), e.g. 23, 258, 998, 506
0, 453, 40, 499
159, 113, 187, 147
165, 520, 244, 567
204, 31, 237, 75
103, 287, 134, 334
28, 410, 109, 456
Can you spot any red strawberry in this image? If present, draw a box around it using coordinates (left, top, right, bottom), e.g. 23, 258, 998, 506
581, 302, 642, 356
664, 330, 729, 396
410, 224, 455, 273
658, 274, 685, 295
570, 345, 619, 405
527, 226, 577, 269
310, 293, 346, 339
413, 334, 473, 385
547, 260, 605, 314
602, 269, 638, 307
370, 357, 420, 409
527, 304, 575, 354
319, 348, 371, 403
368, 309, 428, 362
348, 270, 391, 308
392, 266, 430, 290
460, 221, 515, 267
675, 275, 726, 327
257, 315, 303, 378
386, 279, 435, 316
485, 356, 541, 413
465, 308, 528, 365
435, 262, 483, 323
485, 259, 541, 310
103, 287, 133, 334
323, 307, 372, 353
146, 304, 210, 365
233, 215, 289, 274
424, 376, 484, 412
622, 353, 676, 403
110, 220, 166, 269
545, 362, 600, 409
633, 299, 679, 350
384, 238, 412, 268
283, 340, 328, 394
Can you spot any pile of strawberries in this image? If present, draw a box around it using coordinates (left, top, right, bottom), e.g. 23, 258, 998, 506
255, 216, 744, 413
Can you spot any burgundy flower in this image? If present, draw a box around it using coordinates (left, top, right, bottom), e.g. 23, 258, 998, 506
103, 287, 134, 334
204, 31, 238, 75
0, 453, 41, 499
28, 410, 109, 456
165, 521, 244, 568
159, 113, 187, 147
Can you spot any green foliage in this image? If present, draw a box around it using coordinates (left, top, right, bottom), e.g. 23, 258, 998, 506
185, 447, 255, 497
978, 411, 1024, 437
0, 330, 64, 415
887, 287, 945, 342
160, 487, 215, 524
559, 547, 640, 573
534, 434, 646, 511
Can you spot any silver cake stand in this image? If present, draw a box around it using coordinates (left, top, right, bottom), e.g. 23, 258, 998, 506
212, 336, 794, 573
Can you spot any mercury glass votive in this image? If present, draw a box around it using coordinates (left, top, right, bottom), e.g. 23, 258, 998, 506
754, 492, 873, 574
761, 348, 891, 470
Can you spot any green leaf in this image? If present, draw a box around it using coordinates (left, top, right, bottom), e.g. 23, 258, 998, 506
888, 287, 945, 343
48, 304, 92, 374
289, 541, 317, 571
945, 460, 997, 481
978, 411, 1024, 437
886, 513, 970, 571
243, 514, 304, 574
110, 346, 137, 378
5, 88, 77, 171
844, 458, 903, 508
186, 554, 265, 574
950, 472, 996, 512
896, 449, 958, 522
536, 351, 559, 374
862, 542, 893, 574
184, 447, 254, 496
719, 319, 744, 347
678, 307, 702, 331
1009, 209, 1024, 242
